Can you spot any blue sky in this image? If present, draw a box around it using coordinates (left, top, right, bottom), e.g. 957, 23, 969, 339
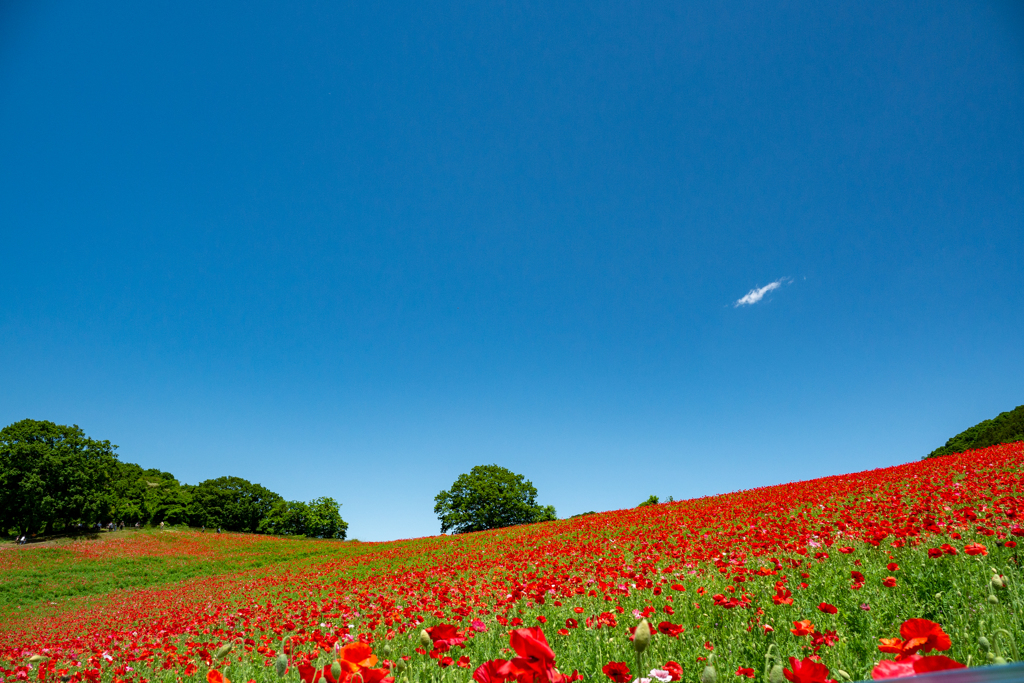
1, 2, 1022, 541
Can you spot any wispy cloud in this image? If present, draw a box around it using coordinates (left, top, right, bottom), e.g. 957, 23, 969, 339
734, 277, 791, 307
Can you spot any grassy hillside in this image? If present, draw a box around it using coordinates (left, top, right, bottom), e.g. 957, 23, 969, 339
927, 404, 1024, 459
1, 441, 1022, 683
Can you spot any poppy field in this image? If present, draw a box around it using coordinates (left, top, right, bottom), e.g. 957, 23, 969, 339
2, 441, 1022, 683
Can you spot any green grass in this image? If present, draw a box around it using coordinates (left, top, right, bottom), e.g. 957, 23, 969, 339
0, 529, 379, 614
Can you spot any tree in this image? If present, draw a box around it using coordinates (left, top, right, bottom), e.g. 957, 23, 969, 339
106, 462, 191, 526
0, 419, 119, 535
184, 476, 283, 532
304, 496, 348, 539
433, 464, 556, 534
637, 495, 659, 507
258, 497, 348, 539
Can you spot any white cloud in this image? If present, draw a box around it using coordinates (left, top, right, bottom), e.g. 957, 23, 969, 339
734, 277, 790, 307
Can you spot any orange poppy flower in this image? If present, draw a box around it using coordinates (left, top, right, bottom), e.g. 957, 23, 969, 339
790, 620, 815, 637
208, 671, 231, 683
337, 643, 378, 674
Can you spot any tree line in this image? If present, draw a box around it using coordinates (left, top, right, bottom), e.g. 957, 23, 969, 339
925, 404, 1024, 459
0, 419, 347, 539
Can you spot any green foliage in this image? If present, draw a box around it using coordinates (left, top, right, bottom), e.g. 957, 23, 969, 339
106, 462, 192, 526
637, 494, 660, 507
259, 497, 348, 539
0, 419, 119, 535
926, 405, 1024, 459
0, 530, 376, 612
0, 419, 349, 539
184, 476, 283, 532
434, 464, 555, 534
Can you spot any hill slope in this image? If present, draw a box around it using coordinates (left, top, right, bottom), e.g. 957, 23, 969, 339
926, 404, 1024, 458
2, 441, 1022, 683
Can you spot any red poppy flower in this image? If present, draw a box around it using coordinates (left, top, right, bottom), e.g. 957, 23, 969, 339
1006, 541, 1018, 548
657, 621, 684, 637
872, 654, 965, 679
886, 563, 899, 571
457, 657, 471, 669
782, 657, 832, 683
557, 628, 569, 636
360, 669, 393, 683
663, 661, 683, 682
565, 618, 578, 629
208, 671, 230, 683
817, 603, 837, 615
964, 543, 988, 556
426, 625, 465, 650
882, 577, 897, 588
735, 668, 755, 678
790, 620, 815, 637
927, 548, 942, 558
509, 627, 555, 663
871, 656, 917, 679
850, 571, 865, 583
298, 664, 324, 683
602, 662, 631, 683
899, 619, 951, 654
912, 656, 965, 673
473, 660, 514, 683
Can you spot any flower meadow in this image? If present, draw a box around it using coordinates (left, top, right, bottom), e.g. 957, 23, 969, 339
2, 442, 1022, 683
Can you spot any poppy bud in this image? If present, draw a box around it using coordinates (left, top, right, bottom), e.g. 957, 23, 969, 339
991, 574, 1006, 589
835, 670, 851, 682
700, 662, 717, 683
978, 636, 991, 652
767, 664, 784, 683
994, 656, 1008, 666
28, 656, 47, 664
332, 661, 342, 681
394, 660, 407, 674
214, 644, 234, 660
988, 594, 999, 604
633, 620, 652, 654
275, 654, 288, 677
419, 630, 432, 649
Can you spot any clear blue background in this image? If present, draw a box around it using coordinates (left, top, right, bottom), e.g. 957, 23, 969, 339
1, 2, 1021, 541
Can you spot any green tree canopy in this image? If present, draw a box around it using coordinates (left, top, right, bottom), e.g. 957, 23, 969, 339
184, 476, 283, 532
258, 497, 348, 539
0, 419, 119, 535
433, 464, 556, 534
107, 462, 192, 526
926, 405, 1024, 459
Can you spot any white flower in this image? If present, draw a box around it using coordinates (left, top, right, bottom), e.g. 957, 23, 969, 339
649, 671, 672, 682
